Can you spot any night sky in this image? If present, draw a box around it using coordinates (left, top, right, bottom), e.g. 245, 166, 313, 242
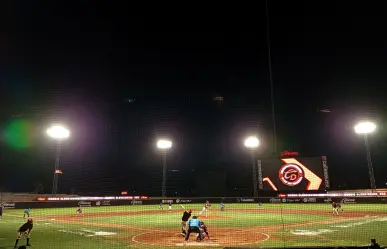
1, 1, 387, 196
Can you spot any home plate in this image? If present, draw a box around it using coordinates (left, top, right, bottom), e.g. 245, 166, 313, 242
51, 219, 56, 221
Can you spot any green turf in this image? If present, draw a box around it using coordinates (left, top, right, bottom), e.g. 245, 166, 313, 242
82, 211, 331, 228
0, 204, 386, 249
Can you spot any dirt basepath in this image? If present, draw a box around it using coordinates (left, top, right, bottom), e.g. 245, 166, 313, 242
34, 208, 382, 247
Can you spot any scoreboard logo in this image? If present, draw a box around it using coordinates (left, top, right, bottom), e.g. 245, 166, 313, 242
263, 158, 323, 191
279, 164, 304, 186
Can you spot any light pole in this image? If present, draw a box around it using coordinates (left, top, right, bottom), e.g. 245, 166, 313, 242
46, 125, 70, 196
354, 121, 377, 191
157, 139, 172, 197
244, 136, 260, 198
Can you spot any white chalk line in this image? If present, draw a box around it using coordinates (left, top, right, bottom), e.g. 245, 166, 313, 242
132, 231, 270, 247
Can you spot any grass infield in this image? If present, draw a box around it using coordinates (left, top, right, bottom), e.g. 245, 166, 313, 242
0, 203, 386, 248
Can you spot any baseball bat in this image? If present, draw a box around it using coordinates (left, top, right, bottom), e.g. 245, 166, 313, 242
180, 204, 185, 209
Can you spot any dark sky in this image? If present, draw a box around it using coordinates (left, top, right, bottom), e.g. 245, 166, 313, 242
1, 1, 387, 195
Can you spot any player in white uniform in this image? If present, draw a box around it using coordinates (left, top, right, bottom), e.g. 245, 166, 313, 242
168, 202, 172, 212
199, 200, 211, 217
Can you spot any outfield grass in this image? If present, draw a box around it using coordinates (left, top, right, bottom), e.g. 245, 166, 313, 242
0, 203, 386, 249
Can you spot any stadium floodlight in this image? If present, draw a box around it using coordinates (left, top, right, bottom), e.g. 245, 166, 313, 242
244, 136, 260, 198
157, 139, 172, 149
354, 121, 376, 134
244, 136, 260, 149
47, 125, 70, 196
354, 121, 377, 191
46, 125, 70, 139
157, 139, 172, 197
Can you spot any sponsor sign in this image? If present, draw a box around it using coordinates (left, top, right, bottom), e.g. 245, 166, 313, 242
96, 201, 110, 206
78, 201, 91, 207
131, 200, 143, 205
1, 202, 16, 209
162, 199, 174, 204
270, 198, 281, 203
240, 198, 255, 203
322, 156, 330, 189
257, 160, 263, 190
303, 198, 317, 203
280, 151, 299, 157
285, 198, 301, 203
341, 198, 356, 204
176, 199, 191, 203
324, 198, 332, 203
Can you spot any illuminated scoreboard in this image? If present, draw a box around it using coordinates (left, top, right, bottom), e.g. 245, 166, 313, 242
257, 156, 329, 191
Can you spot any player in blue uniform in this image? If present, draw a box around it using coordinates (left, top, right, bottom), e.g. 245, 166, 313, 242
23, 209, 31, 218
185, 216, 202, 241
220, 202, 225, 211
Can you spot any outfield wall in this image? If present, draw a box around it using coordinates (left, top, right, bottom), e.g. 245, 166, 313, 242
2, 196, 387, 209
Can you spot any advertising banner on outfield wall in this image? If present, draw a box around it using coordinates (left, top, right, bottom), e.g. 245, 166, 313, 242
95, 201, 111, 206
7, 197, 387, 209
78, 201, 92, 207
236, 198, 256, 203
1, 202, 16, 209
130, 200, 143, 205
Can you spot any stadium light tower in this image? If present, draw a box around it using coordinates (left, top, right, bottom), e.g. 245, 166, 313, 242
244, 136, 260, 198
157, 139, 172, 197
46, 125, 70, 196
354, 121, 377, 191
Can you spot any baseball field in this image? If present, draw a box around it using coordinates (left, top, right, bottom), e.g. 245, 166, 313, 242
0, 203, 386, 249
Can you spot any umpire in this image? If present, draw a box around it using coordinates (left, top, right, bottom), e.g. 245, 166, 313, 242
185, 216, 202, 241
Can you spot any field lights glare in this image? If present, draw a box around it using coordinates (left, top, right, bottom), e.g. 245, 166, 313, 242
244, 136, 260, 149
354, 121, 376, 134
46, 125, 70, 140
157, 139, 172, 149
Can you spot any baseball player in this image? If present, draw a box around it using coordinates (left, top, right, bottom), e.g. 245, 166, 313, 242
168, 202, 172, 212
23, 208, 31, 218
14, 218, 33, 248
196, 221, 210, 241
337, 202, 344, 213
332, 202, 339, 215
220, 202, 225, 211
185, 216, 202, 241
76, 207, 83, 215
159, 201, 164, 210
180, 209, 192, 236
0, 204, 3, 220
199, 200, 211, 217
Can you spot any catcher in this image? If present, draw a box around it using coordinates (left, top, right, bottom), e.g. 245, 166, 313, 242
14, 218, 33, 248
196, 221, 210, 241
